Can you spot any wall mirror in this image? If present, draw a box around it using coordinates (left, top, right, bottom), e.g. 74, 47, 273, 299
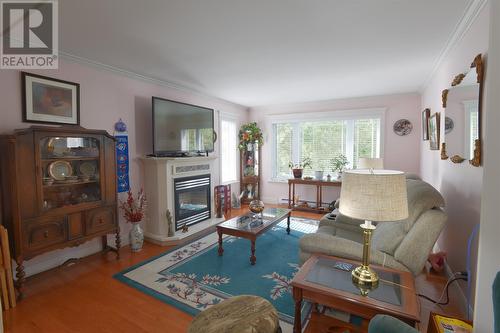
441, 54, 483, 166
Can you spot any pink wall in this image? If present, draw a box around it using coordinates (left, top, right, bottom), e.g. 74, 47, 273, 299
0, 60, 248, 276
249, 93, 421, 204
420, 4, 490, 310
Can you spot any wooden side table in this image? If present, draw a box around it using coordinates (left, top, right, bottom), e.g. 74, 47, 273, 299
287, 178, 341, 214
291, 254, 420, 333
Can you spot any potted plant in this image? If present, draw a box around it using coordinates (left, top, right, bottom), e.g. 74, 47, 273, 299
331, 154, 349, 179
238, 122, 264, 151
289, 157, 312, 179
119, 188, 147, 252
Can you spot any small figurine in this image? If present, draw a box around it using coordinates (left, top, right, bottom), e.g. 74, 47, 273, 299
166, 209, 174, 237
247, 184, 254, 199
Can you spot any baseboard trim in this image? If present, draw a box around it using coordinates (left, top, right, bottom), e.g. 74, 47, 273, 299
262, 196, 282, 205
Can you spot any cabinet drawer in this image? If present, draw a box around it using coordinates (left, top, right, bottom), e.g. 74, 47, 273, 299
23, 216, 67, 251
85, 206, 116, 235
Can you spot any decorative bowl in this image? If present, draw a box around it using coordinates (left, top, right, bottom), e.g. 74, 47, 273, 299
43, 177, 54, 186
249, 200, 264, 214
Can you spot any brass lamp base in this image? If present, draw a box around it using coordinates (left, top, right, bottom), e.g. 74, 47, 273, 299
351, 265, 379, 287
351, 220, 379, 295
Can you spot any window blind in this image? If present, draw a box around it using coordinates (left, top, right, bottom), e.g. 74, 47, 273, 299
220, 118, 238, 183
274, 123, 293, 179
300, 121, 346, 176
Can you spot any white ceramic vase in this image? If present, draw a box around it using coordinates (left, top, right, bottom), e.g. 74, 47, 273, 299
130, 222, 144, 252
314, 170, 324, 180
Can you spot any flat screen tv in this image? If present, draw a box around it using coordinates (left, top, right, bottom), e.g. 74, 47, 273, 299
152, 97, 214, 156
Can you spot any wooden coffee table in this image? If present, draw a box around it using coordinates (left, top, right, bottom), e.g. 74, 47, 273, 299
216, 207, 292, 265
291, 254, 420, 333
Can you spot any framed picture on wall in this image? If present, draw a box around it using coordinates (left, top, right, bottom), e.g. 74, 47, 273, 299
429, 112, 440, 150
22, 72, 80, 125
422, 108, 430, 140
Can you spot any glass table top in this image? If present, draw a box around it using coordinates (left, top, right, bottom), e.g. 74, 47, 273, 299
305, 257, 403, 306
218, 207, 290, 232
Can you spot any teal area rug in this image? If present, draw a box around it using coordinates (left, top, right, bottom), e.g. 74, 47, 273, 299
114, 217, 319, 332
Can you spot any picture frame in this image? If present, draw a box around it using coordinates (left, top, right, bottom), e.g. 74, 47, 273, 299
22, 72, 80, 125
422, 108, 430, 140
429, 112, 440, 150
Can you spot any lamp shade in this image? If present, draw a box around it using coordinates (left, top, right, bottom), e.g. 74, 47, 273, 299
339, 170, 408, 222
358, 158, 384, 170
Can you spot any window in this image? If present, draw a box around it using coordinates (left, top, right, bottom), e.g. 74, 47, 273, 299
220, 116, 238, 184
272, 109, 383, 180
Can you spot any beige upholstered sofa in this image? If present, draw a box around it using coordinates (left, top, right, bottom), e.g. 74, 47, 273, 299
298, 176, 447, 276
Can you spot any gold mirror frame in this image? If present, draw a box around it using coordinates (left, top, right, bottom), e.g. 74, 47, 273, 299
441, 54, 483, 167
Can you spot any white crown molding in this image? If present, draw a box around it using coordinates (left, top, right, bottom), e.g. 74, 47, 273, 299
58, 51, 248, 110
419, 0, 488, 92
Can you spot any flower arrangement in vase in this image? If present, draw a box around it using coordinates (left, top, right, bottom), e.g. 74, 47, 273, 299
238, 122, 264, 151
119, 188, 147, 252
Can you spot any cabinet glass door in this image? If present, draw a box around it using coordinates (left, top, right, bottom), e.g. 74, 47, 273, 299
243, 142, 259, 177
40, 136, 101, 210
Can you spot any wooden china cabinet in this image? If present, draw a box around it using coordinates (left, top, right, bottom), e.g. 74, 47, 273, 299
239, 141, 261, 204
0, 126, 120, 298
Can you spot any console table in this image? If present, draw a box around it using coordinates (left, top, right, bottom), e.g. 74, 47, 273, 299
287, 178, 341, 213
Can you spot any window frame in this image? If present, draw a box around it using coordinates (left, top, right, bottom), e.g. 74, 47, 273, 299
269, 108, 386, 181
219, 112, 240, 185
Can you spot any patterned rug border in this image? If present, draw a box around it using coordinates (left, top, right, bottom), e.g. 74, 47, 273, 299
113, 228, 222, 316
113, 216, 319, 319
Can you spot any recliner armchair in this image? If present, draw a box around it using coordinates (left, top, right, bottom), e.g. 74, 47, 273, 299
299, 176, 447, 276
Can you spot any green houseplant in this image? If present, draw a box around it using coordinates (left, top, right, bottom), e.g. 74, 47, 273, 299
238, 122, 264, 151
289, 157, 312, 179
331, 154, 349, 179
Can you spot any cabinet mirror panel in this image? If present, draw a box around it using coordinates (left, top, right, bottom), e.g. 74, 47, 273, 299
442, 54, 483, 166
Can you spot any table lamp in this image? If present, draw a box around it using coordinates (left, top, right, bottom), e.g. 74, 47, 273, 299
357, 158, 384, 170
339, 169, 408, 289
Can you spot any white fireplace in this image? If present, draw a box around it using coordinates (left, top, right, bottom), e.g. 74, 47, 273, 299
140, 156, 224, 246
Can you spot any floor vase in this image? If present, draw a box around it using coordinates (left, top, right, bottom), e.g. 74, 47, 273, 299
130, 223, 144, 252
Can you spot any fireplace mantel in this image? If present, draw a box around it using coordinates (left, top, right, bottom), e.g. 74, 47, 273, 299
142, 155, 218, 163
140, 156, 224, 246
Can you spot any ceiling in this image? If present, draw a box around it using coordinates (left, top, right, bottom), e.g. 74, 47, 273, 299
60, 0, 473, 107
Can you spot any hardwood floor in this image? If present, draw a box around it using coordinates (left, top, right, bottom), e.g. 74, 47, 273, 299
3, 206, 465, 332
